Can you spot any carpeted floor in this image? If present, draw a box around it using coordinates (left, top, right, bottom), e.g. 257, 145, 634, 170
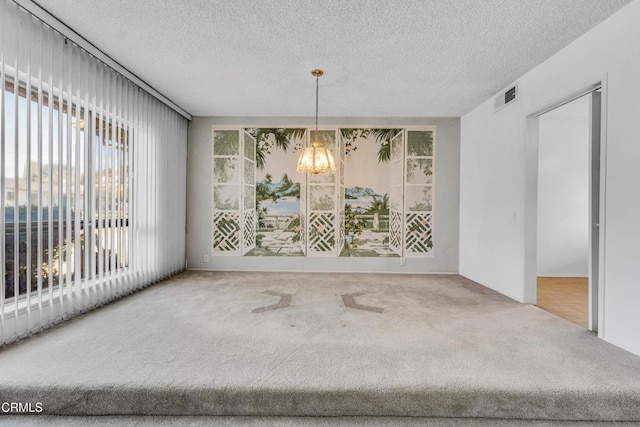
0, 416, 636, 426
0, 271, 639, 422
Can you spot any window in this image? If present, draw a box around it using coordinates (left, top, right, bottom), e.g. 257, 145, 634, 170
2, 77, 131, 301
0, 0, 188, 344
94, 117, 130, 274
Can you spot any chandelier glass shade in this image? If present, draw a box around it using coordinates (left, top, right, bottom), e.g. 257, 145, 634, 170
296, 140, 336, 174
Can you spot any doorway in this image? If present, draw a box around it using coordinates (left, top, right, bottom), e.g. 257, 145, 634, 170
536, 95, 590, 328
525, 83, 604, 334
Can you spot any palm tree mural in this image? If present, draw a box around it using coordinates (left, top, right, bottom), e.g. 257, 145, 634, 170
340, 128, 402, 163
242, 128, 307, 256
368, 193, 390, 213
246, 127, 404, 170
245, 128, 307, 171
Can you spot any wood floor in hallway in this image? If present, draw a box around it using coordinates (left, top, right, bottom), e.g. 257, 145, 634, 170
536, 277, 588, 328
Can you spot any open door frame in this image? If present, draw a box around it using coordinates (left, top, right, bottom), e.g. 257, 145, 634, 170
524, 77, 608, 336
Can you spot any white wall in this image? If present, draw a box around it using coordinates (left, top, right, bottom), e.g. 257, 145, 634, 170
187, 117, 460, 274
460, 0, 640, 356
537, 97, 590, 276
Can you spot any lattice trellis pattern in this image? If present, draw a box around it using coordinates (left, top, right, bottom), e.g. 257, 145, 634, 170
389, 210, 402, 252
242, 210, 256, 251
308, 212, 336, 253
213, 212, 240, 253
405, 212, 433, 254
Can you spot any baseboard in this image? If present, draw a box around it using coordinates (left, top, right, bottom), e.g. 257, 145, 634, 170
186, 267, 459, 275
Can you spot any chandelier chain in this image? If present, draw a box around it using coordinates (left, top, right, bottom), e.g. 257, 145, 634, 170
315, 75, 319, 140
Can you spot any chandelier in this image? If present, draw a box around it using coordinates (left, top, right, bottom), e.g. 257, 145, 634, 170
296, 69, 336, 175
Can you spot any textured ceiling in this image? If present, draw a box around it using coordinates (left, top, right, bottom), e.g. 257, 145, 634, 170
34, 0, 631, 117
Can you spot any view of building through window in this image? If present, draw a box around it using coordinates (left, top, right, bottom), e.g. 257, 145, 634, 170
2, 78, 130, 300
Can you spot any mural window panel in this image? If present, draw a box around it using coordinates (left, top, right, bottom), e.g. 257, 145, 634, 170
310, 170, 335, 184
314, 130, 336, 149
406, 159, 433, 185
213, 158, 240, 184
248, 128, 305, 257
390, 160, 403, 186
213, 185, 239, 210
244, 137, 255, 159
213, 131, 239, 156
407, 130, 433, 156
389, 189, 403, 211
391, 138, 403, 160
243, 185, 255, 210
310, 185, 335, 210
340, 128, 400, 258
406, 185, 433, 212
243, 159, 254, 184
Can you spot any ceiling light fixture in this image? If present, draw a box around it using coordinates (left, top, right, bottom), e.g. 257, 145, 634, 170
296, 69, 336, 175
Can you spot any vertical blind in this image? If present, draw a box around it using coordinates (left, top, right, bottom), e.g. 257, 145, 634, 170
0, 0, 189, 345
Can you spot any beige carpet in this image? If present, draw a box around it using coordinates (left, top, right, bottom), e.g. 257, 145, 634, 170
0, 416, 630, 426
0, 271, 639, 421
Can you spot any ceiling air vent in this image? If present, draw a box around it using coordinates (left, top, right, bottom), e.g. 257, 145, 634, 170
494, 83, 518, 112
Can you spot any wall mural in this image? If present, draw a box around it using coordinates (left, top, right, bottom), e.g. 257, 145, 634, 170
211, 127, 435, 258
251, 128, 306, 256
340, 129, 398, 257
